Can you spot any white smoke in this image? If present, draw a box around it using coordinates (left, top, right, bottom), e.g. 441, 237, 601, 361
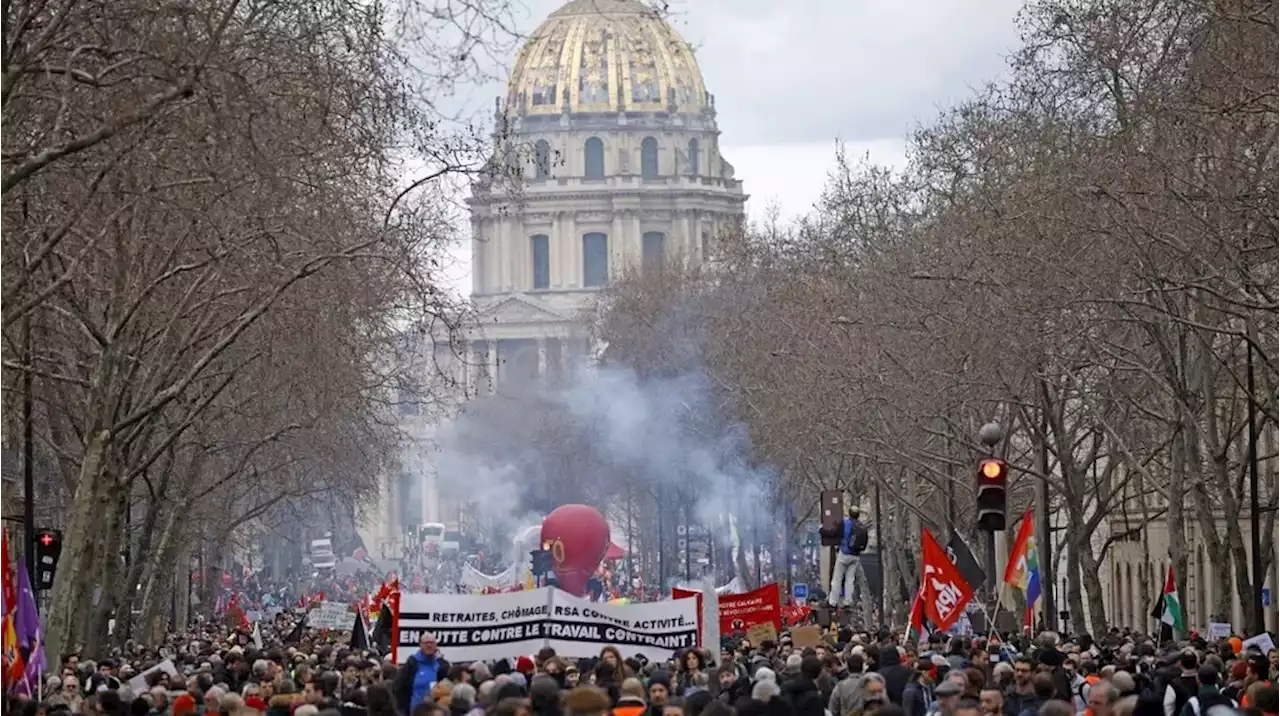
430, 361, 776, 554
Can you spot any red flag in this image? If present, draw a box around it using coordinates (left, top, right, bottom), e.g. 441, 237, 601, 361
1, 534, 25, 689
919, 528, 975, 633
388, 585, 402, 664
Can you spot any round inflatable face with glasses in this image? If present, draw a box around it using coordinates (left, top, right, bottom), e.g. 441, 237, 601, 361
732, 618, 745, 631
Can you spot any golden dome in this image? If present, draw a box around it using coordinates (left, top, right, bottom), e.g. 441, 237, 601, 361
506, 0, 710, 118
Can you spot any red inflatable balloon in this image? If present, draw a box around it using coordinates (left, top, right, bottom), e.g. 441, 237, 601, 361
541, 504, 610, 596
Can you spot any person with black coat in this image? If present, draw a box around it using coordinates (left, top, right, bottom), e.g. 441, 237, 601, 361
877, 645, 913, 706
780, 657, 826, 716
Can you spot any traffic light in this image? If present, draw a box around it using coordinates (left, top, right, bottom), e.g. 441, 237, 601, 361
34, 528, 63, 590
530, 549, 552, 577
975, 458, 1007, 531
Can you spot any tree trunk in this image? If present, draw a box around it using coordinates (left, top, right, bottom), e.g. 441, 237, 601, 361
133, 503, 185, 642
44, 429, 112, 661
174, 540, 192, 632
81, 482, 128, 658
1077, 540, 1109, 636
1065, 524, 1087, 635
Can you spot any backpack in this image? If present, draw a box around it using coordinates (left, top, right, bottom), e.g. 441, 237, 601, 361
1187, 693, 1238, 716
848, 521, 869, 555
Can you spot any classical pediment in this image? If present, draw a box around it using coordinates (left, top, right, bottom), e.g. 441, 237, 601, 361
478, 294, 571, 325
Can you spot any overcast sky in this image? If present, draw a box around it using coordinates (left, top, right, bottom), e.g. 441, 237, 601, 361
432, 0, 1026, 296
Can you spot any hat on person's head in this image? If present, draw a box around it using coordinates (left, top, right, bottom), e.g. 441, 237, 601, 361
1039, 649, 1064, 668
934, 680, 963, 697
515, 656, 536, 675
172, 693, 197, 716
648, 670, 671, 689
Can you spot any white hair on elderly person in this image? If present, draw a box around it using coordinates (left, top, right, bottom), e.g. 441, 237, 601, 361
218, 692, 245, 713
451, 682, 477, 707
754, 667, 777, 683
477, 680, 497, 705
752, 680, 781, 701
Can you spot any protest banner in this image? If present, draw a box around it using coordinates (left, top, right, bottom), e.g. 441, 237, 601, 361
396, 588, 549, 662
1208, 622, 1231, 639
396, 588, 697, 663
307, 601, 352, 630
672, 583, 782, 634
128, 659, 178, 694
548, 589, 699, 660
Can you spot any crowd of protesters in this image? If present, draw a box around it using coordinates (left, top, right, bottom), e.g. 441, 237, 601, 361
6, 596, 1277, 716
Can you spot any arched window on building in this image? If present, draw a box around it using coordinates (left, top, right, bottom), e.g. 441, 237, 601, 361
583, 232, 609, 287
534, 140, 551, 180
584, 137, 605, 179
642, 231, 665, 269
688, 138, 700, 177
641, 137, 659, 179
531, 234, 550, 290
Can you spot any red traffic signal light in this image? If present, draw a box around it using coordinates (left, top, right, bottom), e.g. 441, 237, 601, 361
979, 458, 1007, 481
975, 459, 1007, 531
34, 528, 63, 590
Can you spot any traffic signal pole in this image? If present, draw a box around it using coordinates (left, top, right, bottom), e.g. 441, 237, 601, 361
1037, 409, 1054, 633
976, 422, 1005, 628
22, 314, 37, 602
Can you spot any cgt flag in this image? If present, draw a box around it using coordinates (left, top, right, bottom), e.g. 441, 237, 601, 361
920, 528, 975, 633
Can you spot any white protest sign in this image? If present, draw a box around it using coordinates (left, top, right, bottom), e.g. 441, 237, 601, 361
307, 601, 353, 630
397, 587, 699, 663
1242, 632, 1277, 655
397, 588, 551, 662
546, 589, 699, 661
128, 659, 178, 693
1208, 622, 1232, 639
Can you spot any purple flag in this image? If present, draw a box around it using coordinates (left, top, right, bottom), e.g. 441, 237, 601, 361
13, 559, 44, 696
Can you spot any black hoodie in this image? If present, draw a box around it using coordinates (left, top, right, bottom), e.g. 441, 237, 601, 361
877, 647, 912, 705
780, 677, 825, 716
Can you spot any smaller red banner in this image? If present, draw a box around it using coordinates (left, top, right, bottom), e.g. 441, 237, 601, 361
672, 583, 783, 634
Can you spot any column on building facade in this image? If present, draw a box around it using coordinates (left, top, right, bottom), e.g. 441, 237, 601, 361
567, 212, 580, 288
630, 212, 642, 265
499, 216, 513, 292
686, 211, 698, 262
673, 209, 686, 258
611, 212, 625, 277
464, 341, 477, 395
471, 220, 486, 294
537, 338, 547, 382
487, 339, 499, 390
516, 219, 530, 291
550, 212, 563, 288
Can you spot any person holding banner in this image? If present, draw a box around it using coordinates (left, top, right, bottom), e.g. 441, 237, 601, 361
392, 633, 451, 716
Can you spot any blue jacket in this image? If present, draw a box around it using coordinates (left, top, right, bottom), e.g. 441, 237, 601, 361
840, 518, 861, 555
392, 650, 450, 714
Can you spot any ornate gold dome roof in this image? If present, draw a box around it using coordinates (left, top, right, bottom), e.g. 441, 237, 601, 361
507, 0, 710, 118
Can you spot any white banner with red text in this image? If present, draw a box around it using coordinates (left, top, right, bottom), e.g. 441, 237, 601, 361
396, 587, 699, 663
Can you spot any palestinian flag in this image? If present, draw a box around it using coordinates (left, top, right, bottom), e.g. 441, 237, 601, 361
1149, 565, 1184, 640
905, 588, 928, 646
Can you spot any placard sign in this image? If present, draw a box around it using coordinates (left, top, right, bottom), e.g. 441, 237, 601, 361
306, 601, 352, 630
397, 587, 698, 663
